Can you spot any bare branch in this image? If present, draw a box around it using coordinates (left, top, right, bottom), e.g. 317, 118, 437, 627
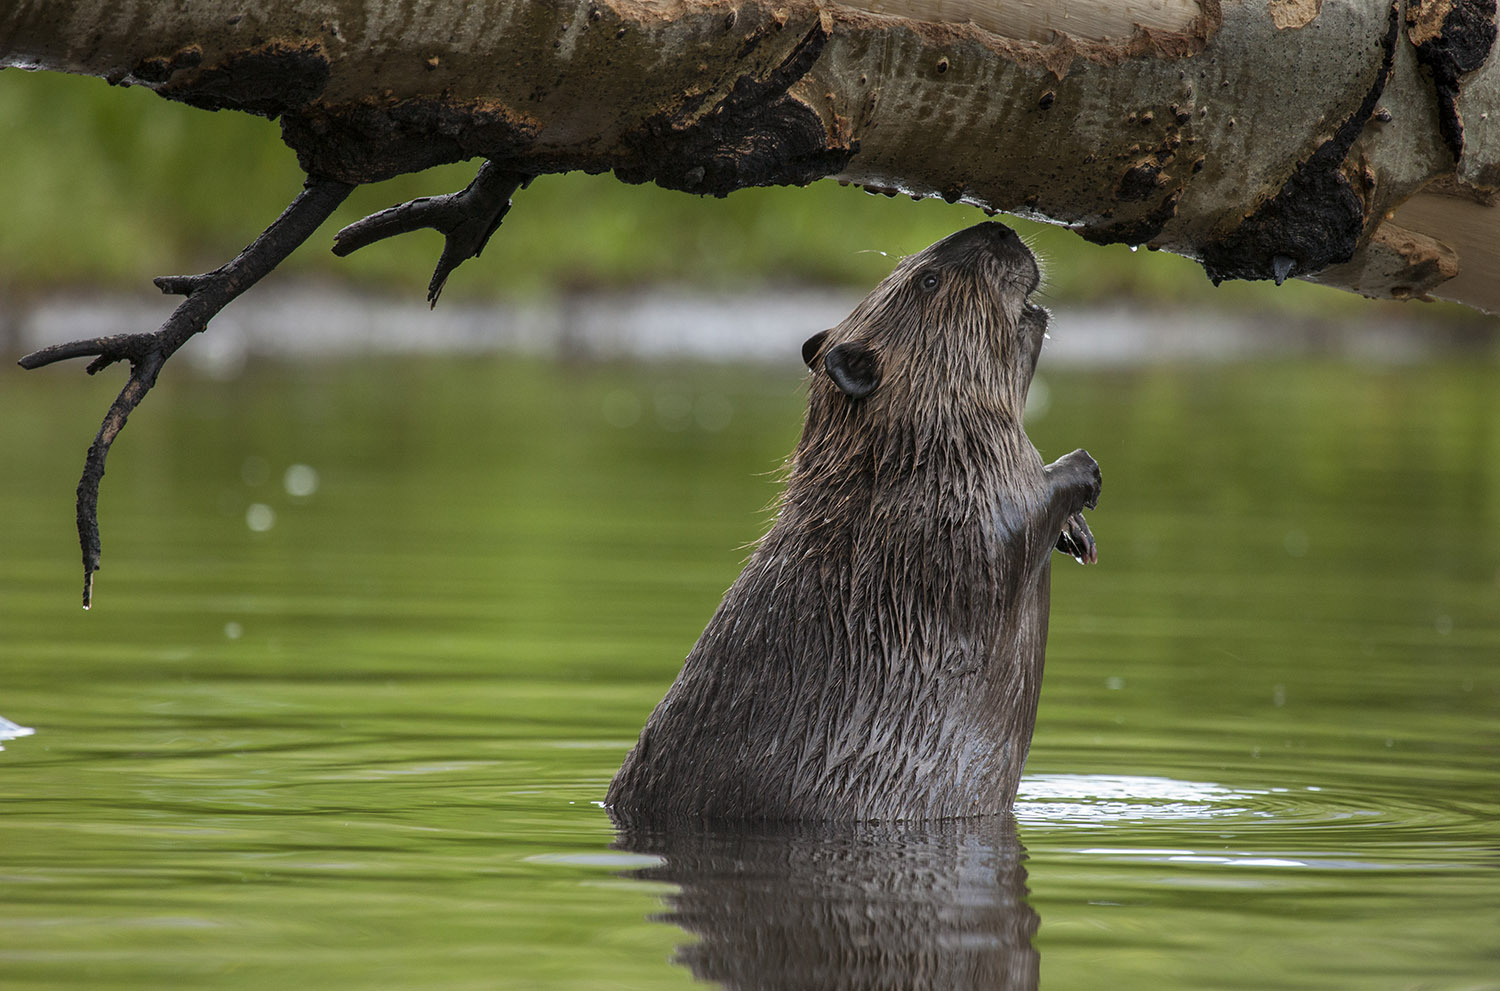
17, 175, 354, 608
333, 162, 530, 306
18, 335, 154, 371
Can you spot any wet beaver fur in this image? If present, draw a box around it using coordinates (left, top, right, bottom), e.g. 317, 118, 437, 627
607, 221, 1101, 821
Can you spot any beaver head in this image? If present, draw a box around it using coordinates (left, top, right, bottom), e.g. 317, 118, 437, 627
799, 222, 1048, 429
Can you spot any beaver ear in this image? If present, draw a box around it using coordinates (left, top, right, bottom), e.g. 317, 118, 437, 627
801, 329, 829, 370
824, 342, 881, 399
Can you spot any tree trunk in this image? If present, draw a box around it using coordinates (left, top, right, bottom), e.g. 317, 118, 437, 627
3, 0, 1497, 309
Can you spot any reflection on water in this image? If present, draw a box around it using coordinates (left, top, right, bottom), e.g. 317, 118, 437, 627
612, 814, 1037, 991
0, 350, 1496, 990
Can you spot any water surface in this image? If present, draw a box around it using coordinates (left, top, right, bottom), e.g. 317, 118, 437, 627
1, 350, 1496, 989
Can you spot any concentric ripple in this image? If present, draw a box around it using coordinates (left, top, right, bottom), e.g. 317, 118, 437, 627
1017, 773, 1493, 871
1017, 774, 1269, 824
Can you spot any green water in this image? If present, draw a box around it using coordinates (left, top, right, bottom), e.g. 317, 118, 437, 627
2, 348, 1497, 990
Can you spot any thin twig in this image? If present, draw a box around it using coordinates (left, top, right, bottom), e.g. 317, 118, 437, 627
19, 175, 354, 608
333, 161, 530, 305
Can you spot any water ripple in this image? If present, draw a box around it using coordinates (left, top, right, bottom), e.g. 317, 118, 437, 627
1017, 774, 1266, 824
1017, 773, 1492, 871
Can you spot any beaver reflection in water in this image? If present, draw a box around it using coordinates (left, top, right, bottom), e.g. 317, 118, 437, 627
608, 221, 1101, 821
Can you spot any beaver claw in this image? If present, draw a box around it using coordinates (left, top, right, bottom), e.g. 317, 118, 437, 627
1057, 512, 1098, 565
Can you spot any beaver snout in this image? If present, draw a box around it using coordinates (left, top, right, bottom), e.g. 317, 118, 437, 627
932, 222, 1040, 292
942, 220, 1022, 251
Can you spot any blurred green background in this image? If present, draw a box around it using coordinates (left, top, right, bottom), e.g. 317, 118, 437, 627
0, 66, 1480, 325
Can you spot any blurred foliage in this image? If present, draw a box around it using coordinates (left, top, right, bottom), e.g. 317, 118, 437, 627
0, 67, 1481, 322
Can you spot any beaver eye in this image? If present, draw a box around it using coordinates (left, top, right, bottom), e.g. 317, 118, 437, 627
918, 271, 941, 291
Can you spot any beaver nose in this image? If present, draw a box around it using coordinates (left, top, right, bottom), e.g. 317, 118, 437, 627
982, 221, 1021, 241
962, 221, 1022, 247
966, 222, 1028, 259
938, 220, 1021, 251
928, 221, 1038, 286
936, 221, 1021, 258
971, 222, 1039, 288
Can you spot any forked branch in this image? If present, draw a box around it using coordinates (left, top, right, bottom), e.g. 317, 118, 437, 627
18, 175, 355, 608
332, 161, 531, 305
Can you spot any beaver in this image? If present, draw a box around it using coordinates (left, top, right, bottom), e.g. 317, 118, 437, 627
607, 221, 1100, 821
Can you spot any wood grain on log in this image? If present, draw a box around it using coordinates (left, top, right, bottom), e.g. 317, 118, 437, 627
4, 0, 1499, 310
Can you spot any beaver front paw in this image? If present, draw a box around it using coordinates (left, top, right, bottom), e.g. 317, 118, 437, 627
1057, 512, 1098, 565
1049, 448, 1101, 511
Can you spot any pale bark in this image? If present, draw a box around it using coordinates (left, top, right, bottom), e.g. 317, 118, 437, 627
2, 0, 1497, 307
